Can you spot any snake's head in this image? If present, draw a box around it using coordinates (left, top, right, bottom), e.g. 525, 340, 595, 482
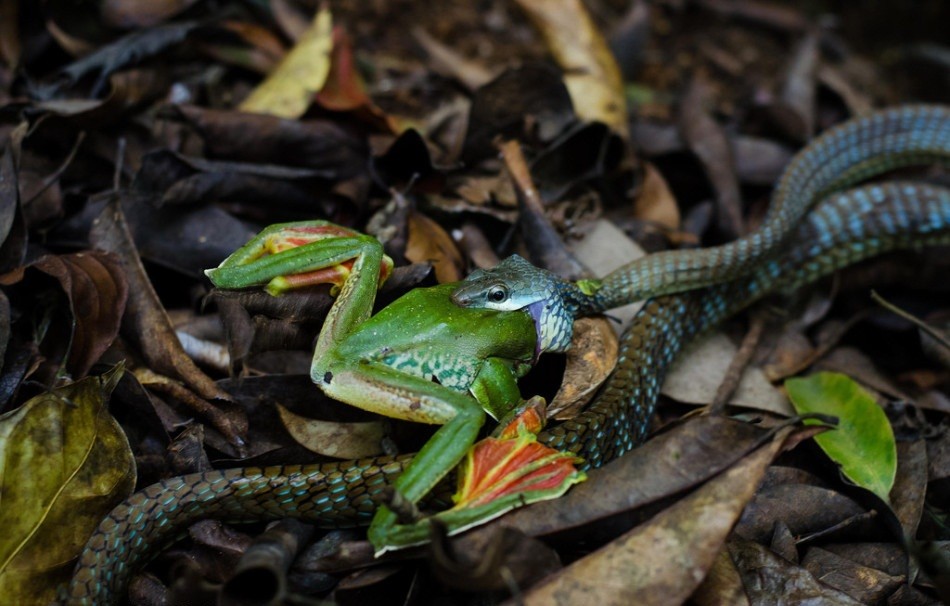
453, 255, 578, 356
451, 255, 550, 311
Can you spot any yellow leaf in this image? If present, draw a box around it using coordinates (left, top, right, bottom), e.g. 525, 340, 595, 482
515, 0, 627, 134
0, 365, 135, 603
239, 6, 333, 118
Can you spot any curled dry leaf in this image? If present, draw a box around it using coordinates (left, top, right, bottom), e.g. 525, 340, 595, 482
238, 6, 332, 119
314, 26, 401, 133
0, 251, 128, 378
0, 365, 134, 604
514, 427, 794, 606
405, 211, 463, 284
276, 402, 386, 459
549, 316, 618, 420
134, 367, 248, 453
514, 0, 627, 134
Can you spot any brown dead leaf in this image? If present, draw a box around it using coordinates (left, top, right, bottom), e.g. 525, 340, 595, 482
549, 317, 618, 419
730, 540, 864, 605
892, 439, 927, 542
0, 252, 128, 378
663, 332, 792, 416
632, 162, 680, 230
405, 211, 463, 284
691, 549, 751, 606
514, 427, 793, 606
89, 200, 232, 404
314, 26, 402, 133
276, 402, 386, 459
678, 73, 743, 239
734, 483, 867, 543
101, 0, 199, 29
801, 547, 904, 603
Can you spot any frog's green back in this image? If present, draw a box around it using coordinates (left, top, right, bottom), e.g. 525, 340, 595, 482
334, 283, 536, 366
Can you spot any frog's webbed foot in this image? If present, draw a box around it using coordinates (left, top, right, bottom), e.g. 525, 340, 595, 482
205, 221, 393, 295
371, 398, 586, 554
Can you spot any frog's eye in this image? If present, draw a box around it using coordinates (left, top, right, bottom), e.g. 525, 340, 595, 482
488, 286, 508, 303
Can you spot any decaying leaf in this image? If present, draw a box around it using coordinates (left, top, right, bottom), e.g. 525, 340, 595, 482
90, 201, 233, 404
663, 332, 792, 415
0, 365, 135, 603
277, 402, 386, 459
0, 251, 129, 378
514, 0, 627, 133
405, 211, 463, 284
786, 372, 897, 502
730, 540, 864, 605
239, 6, 333, 118
632, 162, 680, 230
514, 427, 794, 605
549, 316, 618, 419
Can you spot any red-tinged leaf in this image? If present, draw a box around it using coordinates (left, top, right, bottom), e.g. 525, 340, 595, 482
314, 26, 403, 133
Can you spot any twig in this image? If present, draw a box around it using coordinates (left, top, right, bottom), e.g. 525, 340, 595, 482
710, 312, 767, 414
23, 131, 86, 205
871, 290, 950, 352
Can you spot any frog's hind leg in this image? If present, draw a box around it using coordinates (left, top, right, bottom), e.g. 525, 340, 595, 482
205, 221, 392, 296
313, 361, 489, 552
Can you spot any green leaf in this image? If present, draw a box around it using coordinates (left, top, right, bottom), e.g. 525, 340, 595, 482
0, 364, 135, 604
785, 371, 896, 502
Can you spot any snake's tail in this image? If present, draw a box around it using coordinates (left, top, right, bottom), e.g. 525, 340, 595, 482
541, 182, 950, 468
594, 105, 950, 307
66, 460, 408, 604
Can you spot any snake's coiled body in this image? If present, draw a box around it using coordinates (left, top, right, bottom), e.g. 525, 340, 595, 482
591, 105, 950, 308
68, 106, 950, 604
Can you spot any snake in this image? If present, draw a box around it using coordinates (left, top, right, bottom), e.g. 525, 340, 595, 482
67, 105, 950, 604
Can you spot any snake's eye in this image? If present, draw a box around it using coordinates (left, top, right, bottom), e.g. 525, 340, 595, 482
488, 286, 508, 303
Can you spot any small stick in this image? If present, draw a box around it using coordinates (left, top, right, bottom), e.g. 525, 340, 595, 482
871, 290, 950, 352
710, 312, 767, 414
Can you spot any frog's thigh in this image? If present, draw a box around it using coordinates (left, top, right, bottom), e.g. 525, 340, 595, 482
319, 361, 481, 424
469, 357, 522, 420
